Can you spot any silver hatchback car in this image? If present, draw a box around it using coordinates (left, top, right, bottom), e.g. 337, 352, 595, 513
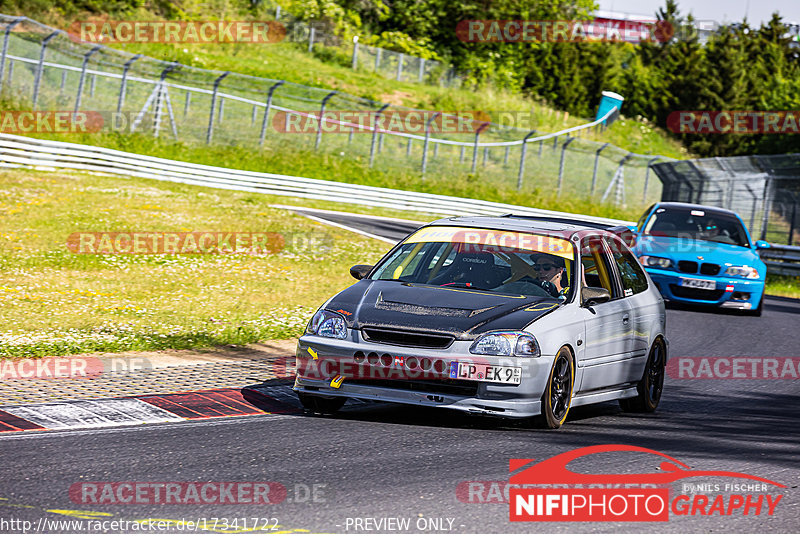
294, 215, 667, 428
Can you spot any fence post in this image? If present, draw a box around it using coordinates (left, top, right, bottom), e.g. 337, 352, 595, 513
743, 183, 758, 233
642, 157, 662, 203
369, 103, 390, 167
459, 145, 464, 163
308, 27, 315, 52
315, 91, 337, 149
556, 137, 577, 197
517, 130, 538, 190
59, 70, 66, 93
482, 146, 488, 166
351, 37, 359, 70
503, 146, 510, 166
602, 154, 634, 204
74, 45, 102, 113
788, 195, 798, 246
421, 112, 441, 177
206, 71, 229, 144
759, 178, 773, 241
406, 138, 412, 156
153, 63, 178, 138
184, 92, 191, 116
396, 53, 404, 81
117, 54, 141, 114
418, 58, 425, 82
0, 18, 24, 88
32, 30, 61, 110
260, 80, 284, 146
471, 122, 489, 173
591, 142, 610, 196
552, 134, 559, 150
374, 48, 381, 72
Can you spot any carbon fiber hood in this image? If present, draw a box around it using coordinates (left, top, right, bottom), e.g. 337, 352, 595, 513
325, 280, 560, 340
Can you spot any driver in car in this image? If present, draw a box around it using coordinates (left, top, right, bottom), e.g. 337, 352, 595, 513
530, 253, 568, 297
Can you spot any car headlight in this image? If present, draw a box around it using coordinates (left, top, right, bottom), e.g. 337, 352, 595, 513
639, 256, 672, 269
469, 331, 540, 357
724, 265, 759, 279
306, 309, 348, 339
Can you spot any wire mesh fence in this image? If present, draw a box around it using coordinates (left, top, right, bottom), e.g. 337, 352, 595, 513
652, 154, 800, 245
0, 13, 670, 208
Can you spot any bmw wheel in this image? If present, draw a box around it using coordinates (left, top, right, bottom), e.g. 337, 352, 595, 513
620, 338, 665, 413
540, 347, 574, 429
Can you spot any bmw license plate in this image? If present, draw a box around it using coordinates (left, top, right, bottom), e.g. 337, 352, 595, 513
679, 277, 716, 290
450, 362, 521, 384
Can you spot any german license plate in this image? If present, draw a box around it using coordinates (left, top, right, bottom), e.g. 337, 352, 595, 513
450, 362, 521, 384
679, 277, 716, 290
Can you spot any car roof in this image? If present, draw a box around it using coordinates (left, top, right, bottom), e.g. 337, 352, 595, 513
427, 215, 617, 240
654, 202, 740, 218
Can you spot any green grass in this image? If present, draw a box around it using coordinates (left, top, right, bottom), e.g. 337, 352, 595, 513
0, 167, 390, 358
765, 274, 800, 300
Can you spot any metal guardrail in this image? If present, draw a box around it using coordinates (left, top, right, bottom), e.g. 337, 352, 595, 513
759, 245, 800, 276
0, 13, 670, 204
0, 132, 633, 226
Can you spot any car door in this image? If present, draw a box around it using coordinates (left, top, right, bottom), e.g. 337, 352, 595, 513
576, 236, 635, 392
604, 236, 653, 384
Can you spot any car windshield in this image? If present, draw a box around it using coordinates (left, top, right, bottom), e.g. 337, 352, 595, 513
370, 226, 575, 300
643, 207, 750, 248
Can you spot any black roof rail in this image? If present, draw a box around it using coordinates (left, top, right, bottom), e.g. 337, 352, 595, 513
500, 213, 614, 230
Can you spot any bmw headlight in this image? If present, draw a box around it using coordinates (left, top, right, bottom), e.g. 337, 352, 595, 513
724, 265, 759, 279
306, 309, 348, 339
469, 331, 540, 357
639, 256, 672, 269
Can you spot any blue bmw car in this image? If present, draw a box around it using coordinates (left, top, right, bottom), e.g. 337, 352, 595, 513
630, 202, 769, 316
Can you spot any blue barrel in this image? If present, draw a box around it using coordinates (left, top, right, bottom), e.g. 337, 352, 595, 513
595, 91, 624, 124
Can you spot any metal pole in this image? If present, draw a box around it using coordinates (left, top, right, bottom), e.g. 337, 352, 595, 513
90, 73, 96, 97
0, 18, 24, 87
308, 27, 315, 53
418, 58, 425, 82
74, 45, 101, 113
315, 91, 337, 150
553, 134, 559, 150
504, 146, 509, 166
59, 70, 66, 92
32, 30, 61, 109
218, 97, 224, 123
153, 63, 178, 138
459, 145, 464, 163
117, 54, 141, 114
591, 143, 610, 196
206, 71, 229, 144
259, 80, 284, 146
406, 138, 412, 156
759, 178, 773, 241
789, 197, 798, 246
517, 130, 538, 190
421, 112, 441, 177
184, 91, 191, 116
351, 41, 358, 70
482, 146, 488, 166
472, 122, 489, 173
374, 48, 381, 72
744, 183, 758, 233
642, 157, 662, 203
556, 137, 577, 197
396, 53, 404, 81
369, 103, 390, 167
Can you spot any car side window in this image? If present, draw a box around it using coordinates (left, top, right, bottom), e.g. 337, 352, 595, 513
606, 239, 649, 296
580, 237, 617, 297
637, 204, 654, 232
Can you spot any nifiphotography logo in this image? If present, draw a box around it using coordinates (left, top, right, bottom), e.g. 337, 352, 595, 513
507, 445, 784, 522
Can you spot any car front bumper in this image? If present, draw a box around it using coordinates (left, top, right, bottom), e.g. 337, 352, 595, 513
293, 335, 555, 418
644, 268, 764, 309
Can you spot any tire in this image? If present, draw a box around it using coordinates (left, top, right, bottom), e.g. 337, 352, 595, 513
748, 294, 763, 317
540, 346, 575, 429
297, 393, 346, 415
620, 338, 666, 413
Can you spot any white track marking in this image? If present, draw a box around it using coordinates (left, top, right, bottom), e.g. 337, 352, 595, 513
2, 399, 183, 430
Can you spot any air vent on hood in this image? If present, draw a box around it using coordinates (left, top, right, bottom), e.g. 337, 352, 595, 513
361, 327, 455, 349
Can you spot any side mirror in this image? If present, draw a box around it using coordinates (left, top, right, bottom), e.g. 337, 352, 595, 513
581, 286, 611, 307
350, 264, 373, 280
755, 240, 770, 250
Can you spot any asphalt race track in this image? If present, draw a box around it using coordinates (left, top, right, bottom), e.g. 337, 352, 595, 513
1, 209, 798, 534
